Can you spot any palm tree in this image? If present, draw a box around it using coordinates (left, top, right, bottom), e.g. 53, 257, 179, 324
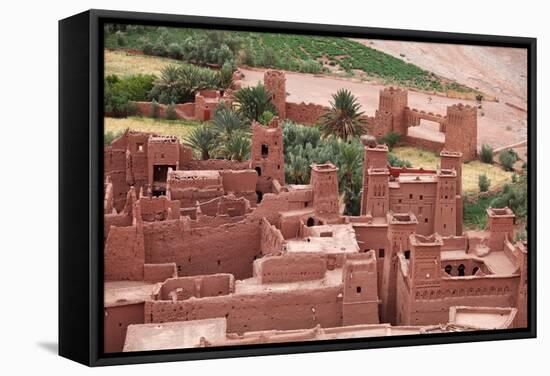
212, 103, 249, 142
285, 153, 311, 185
233, 83, 276, 122
185, 125, 218, 160
336, 140, 363, 215
219, 131, 251, 161
321, 89, 366, 140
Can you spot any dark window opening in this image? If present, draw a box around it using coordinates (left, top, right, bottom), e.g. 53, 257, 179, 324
472, 266, 479, 275
217, 260, 221, 266
261, 144, 269, 158
255, 166, 262, 176
356, 286, 362, 294
409, 194, 413, 199
153, 164, 175, 183
419, 195, 423, 200
136, 143, 144, 152
404, 250, 411, 260
277, 164, 280, 170
306, 217, 315, 227
378, 248, 385, 258
458, 264, 465, 277
304, 202, 309, 208
256, 191, 263, 203
424, 218, 428, 223
445, 265, 452, 275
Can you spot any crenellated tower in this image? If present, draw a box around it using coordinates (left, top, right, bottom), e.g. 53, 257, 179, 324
264, 70, 286, 119
310, 162, 339, 218
444, 104, 477, 162
374, 87, 408, 137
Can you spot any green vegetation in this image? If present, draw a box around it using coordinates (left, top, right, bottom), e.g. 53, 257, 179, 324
212, 104, 249, 142
218, 131, 251, 161
185, 125, 218, 160
282, 121, 411, 215
148, 64, 230, 104
379, 132, 401, 151
478, 173, 490, 192
233, 83, 277, 122
165, 102, 177, 120
480, 144, 494, 164
320, 89, 366, 140
104, 74, 156, 117
464, 173, 527, 229
104, 130, 124, 146
499, 149, 519, 171
104, 25, 480, 93
150, 99, 160, 119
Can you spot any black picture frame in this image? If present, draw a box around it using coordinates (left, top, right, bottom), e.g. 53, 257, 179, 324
59, 9, 537, 367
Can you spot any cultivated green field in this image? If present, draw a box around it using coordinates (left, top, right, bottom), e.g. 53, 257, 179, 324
104, 116, 202, 143
104, 25, 481, 94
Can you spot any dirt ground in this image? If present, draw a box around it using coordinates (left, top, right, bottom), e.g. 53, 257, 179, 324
239, 43, 528, 150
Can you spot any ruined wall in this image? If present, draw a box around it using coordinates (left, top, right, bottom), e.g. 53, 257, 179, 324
138, 196, 180, 222
143, 219, 261, 280
285, 102, 328, 125
255, 254, 326, 283
342, 253, 380, 325
104, 148, 129, 212
104, 224, 145, 281
260, 218, 285, 255
104, 303, 144, 353
183, 159, 250, 171
144, 263, 178, 283
156, 274, 235, 300
220, 170, 258, 194
145, 286, 343, 334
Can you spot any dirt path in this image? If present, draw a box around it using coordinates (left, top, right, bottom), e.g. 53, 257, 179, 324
239, 67, 527, 149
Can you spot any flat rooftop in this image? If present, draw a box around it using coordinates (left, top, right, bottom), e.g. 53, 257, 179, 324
449, 306, 517, 330
235, 268, 343, 295
285, 224, 360, 254
104, 281, 157, 307
123, 318, 227, 352
169, 170, 221, 180
396, 173, 437, 184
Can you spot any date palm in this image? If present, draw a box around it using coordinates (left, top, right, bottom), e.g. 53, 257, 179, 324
321, 89, 366, 140
233, 83, 276, 122
212, 104, 249, 142
219, 130, 251, 162
185, 125, 218, 160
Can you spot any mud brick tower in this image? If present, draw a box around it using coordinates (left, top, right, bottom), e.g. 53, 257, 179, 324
444, 104, 477, 162
434, 169, 458, 237
360, 144, 389, 215
264, 70, 286, 119
382, 212, 418, 324
251, 117, 285, 198
440, 150, 463, 235
342, 251, 380, 325
487, 207, 515, 251
375, 87, 408, 136
310, 162, 340, 217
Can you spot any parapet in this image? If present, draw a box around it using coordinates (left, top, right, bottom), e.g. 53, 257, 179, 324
311, 162, 338, 174
446, 103, 477, 122
388, 212, 418, 225
487, 207, 515, 219
410, 233, 443, 247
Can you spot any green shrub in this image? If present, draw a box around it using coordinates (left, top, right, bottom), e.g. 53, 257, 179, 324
379, 132, 401, 151
104, 130, 123, 146
150, 99, 160, 119
499, 149, 519, 171
126, 101, 139, 116
478, 173, 490, 192
480, 144, 494, 164
218, 61, 235, 90
116, 31, 127, 47
387, 153, 412, 168
167, 43, 183, 59
165, 102, 177, 120
258, 111, 274, 126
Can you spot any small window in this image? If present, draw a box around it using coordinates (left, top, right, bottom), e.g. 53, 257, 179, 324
261, 144, 269, 158
277, 164, 280, 170
304, 202, 309, 208
378, 248, 385, 258
458, 264, 465, 277
424, 218, 428, 223
419, 195, 423, 200
409, 194, 413, 199
306, 217, 315, 227
472, 266, 479, 275
443, 224, 447, 229
398, 199, 402, 203
445, 265, 452, 275
356, 286, 362, 294
136, 143, 144, 152
255, 166, 262, 176
404, 250, 411, 260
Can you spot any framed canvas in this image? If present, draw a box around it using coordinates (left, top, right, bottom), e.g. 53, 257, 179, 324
59, 9, 536, 366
